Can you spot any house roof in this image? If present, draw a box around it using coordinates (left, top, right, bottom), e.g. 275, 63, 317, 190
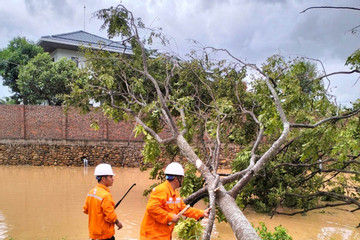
37, 30, 132, 54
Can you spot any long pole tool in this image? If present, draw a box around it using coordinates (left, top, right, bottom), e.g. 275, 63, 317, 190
115, 183, 136, 209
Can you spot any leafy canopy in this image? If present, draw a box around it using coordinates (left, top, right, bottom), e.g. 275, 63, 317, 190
18, 53, 78, 105
0, 37, 43, 103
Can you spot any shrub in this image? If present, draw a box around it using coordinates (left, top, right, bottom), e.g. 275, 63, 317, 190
255, 222, 293, 240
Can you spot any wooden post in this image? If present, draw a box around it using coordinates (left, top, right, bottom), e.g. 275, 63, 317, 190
21, 105, 26, 139
62, 106, 67, 140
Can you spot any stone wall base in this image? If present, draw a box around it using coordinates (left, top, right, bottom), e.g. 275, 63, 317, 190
0, 140, 144, 167
0, 140, 237, 168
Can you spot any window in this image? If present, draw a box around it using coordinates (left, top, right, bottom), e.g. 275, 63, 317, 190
71, 57, 79, 67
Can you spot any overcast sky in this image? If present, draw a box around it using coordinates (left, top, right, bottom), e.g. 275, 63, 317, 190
0, 0, 359, 106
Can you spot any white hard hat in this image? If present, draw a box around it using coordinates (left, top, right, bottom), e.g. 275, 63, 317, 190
94, 163, 115, 176
164, 162, 184, 176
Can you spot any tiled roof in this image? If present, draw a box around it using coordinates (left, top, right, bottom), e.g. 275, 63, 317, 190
37, 30, 132, 54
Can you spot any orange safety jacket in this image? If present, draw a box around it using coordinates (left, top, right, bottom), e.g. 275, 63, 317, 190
140, 181, 204, 240
83, 183, 118, 240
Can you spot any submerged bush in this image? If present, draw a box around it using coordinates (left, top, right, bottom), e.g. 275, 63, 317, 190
255, 222, 293, 240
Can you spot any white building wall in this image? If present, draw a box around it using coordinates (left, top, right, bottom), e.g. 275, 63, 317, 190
50, 49, 86, 68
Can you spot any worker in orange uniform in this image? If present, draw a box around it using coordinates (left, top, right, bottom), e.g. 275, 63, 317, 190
140, 162, 211, 240
83, 163, 123, 240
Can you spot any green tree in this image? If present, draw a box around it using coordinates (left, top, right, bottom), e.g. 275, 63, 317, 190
65, 4, 360, 239
229, 56, 360, 216
0, 37, 43, 103
18, 53, 77, 105
0, 96, 17, 105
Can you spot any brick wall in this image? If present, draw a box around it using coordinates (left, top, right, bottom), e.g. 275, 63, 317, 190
0, 105, 24, 138
25, 105, 64, 139
0, 105, 142, 141
0, 105, 236, 167
0, 105, 146, 166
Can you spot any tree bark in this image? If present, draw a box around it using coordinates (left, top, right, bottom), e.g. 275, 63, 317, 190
176, 135, 260, 240
217, 188, 260, 240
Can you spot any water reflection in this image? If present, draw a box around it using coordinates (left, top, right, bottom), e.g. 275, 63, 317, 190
0, 211, 9, 240
0, 166, 358, 240
318, 227, 355, 240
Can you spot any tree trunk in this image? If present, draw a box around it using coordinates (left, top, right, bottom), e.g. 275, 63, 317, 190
217, 189, 260, 240
176, 135, 260, 239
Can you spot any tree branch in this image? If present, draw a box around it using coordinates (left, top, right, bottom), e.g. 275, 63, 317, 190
108, 92, 176, 144
276, 202, 351, 216
300, 6, 360, 14
203, 175, 220, 240
290, 109, 360, 128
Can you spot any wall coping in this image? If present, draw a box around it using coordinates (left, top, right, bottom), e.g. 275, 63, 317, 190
0, 138, 144, 147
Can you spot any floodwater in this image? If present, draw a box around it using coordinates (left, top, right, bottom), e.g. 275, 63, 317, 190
0, 166, 358, 240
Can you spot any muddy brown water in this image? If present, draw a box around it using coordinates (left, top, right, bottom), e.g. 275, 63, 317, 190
0, 166, 358, 240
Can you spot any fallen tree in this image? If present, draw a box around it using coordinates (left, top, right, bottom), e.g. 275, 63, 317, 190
66, 4, 360, 239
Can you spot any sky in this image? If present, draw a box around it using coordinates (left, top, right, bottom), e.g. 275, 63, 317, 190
0, 0, 359, 106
